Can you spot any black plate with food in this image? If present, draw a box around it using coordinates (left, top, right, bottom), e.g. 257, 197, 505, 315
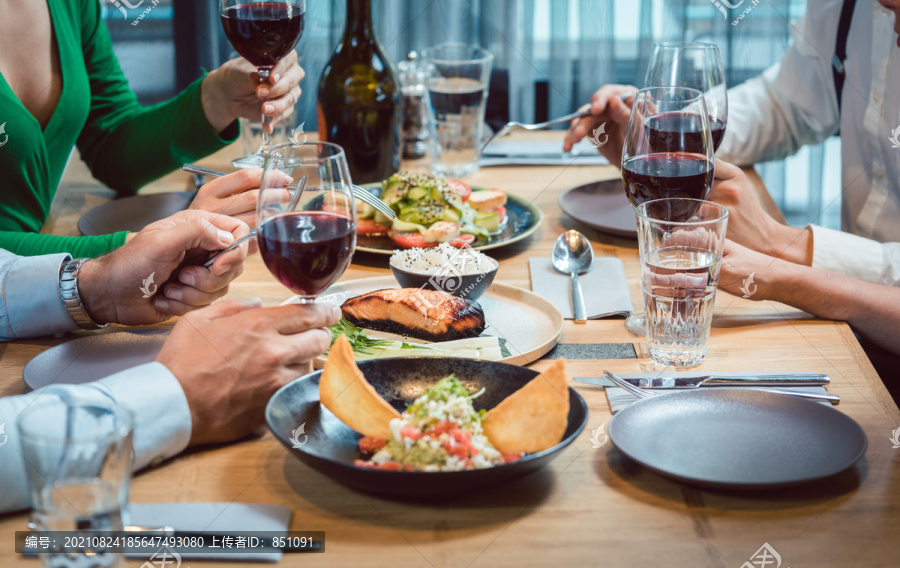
266, 353, 586, 497
352, 173, 543, 255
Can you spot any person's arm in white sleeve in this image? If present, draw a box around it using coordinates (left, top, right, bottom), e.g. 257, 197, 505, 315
0, 362, 191, 513
718, 4, 842, 165
808, 225, 900, 286
0, 251, 78, 340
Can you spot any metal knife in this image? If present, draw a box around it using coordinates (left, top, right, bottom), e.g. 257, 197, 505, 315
574, 374, 830, 389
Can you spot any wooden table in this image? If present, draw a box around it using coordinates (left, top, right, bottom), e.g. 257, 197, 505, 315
2, 133, 898, 567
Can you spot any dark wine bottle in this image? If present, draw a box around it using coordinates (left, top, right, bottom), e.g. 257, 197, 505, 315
317, 0, 401, 184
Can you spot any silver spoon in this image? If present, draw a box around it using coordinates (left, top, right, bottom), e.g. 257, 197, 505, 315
552, 230, 594, 324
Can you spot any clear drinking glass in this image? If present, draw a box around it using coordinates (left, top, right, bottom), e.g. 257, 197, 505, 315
257, 141, 357, 303
220, 0, 305, 168
636, 198, 728, 367
18, 400, 134, 568
421, 43, 493, 178
621, 86, 714, 336
644, 41, 727, 152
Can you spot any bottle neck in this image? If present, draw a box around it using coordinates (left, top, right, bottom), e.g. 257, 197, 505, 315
344, 0, 374, 41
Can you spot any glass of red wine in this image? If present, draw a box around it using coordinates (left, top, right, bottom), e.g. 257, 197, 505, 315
257, 142, 357, 303
644, 41, 727, 152
621, 86, 715, 337
220, 0, 305, 168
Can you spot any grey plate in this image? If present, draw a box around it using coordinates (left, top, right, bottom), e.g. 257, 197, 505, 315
558, 179, 636, 238
78, 192, 196, 236
608, 389, 867, 489
23, 330, 170, 390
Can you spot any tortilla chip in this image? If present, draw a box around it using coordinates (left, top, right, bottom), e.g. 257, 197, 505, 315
482, 359, 569, 453
319, 335, 400, 437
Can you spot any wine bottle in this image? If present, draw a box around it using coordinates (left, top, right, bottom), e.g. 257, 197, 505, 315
317, 0, 401, 184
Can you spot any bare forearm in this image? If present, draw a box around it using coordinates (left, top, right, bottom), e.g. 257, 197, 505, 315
767, 262, 900, 354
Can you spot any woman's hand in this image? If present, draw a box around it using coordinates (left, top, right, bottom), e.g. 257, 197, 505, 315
188, 168, 291, 228
200, 52, 305, 133
562, 84, 636, 166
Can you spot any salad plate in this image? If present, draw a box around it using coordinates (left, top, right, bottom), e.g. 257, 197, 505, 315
266, 357, 587, 497
353, 180, 543, 255
285, 276, 564, 367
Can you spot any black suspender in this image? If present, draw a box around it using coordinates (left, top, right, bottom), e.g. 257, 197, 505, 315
832, 0, 857, 113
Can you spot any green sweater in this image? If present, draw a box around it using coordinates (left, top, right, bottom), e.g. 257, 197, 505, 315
0, 0, 238, 258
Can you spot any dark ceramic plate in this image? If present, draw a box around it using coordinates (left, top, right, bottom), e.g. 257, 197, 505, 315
608, 389, 867, 490
266, 358, 587, 497
558, 179, 636, 238
79, 192, 197, 236
354, 184, 542, 255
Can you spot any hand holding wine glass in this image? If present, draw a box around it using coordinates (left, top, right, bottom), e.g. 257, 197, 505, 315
620, 86, 715, 336
220, 0, 306, 168
257, 142, 357, 302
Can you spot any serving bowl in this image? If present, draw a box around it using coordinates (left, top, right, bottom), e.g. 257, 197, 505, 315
266, 357, 587, 497
390, 256, 498, 301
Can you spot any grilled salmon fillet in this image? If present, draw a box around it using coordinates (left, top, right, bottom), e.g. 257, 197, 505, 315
341, 288, 486, 342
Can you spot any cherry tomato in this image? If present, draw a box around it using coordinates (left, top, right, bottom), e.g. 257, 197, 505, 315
447, 179, 472, 201
389, 233, 476, 249
358, 436, 388, 452
357, 219, 390, 235
375, 461, 404, 471
495, 206, 507, 225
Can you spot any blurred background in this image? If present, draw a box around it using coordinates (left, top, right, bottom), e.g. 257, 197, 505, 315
101, 0, 838, 230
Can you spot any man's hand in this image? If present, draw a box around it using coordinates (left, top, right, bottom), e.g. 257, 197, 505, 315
188, 168, 291, 228
709, 159, 813, 265
78, 210, 251, 326
562, 84, 636, 165
201, 53, 305, 134
156, 299, 342, 446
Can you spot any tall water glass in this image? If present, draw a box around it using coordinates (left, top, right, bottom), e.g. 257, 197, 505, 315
18, 400, 135, 568
421, 44, 493, 178
636, 199, 728, 367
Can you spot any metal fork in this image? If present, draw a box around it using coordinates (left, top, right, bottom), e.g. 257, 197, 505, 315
480, 92, 636, 153
602, 370, 840, 405
181, 164, 396, 220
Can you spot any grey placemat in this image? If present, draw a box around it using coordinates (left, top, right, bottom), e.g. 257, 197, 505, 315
479, 139, 609, 167
543, 343, 637, 360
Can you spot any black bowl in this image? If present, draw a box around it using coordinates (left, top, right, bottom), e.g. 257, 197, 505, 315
265, 358, 587, 497
389, 261, 498, 301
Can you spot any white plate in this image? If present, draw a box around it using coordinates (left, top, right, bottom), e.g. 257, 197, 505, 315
284, 276, 563, 367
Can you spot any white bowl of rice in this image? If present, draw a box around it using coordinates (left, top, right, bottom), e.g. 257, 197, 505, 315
389, 243, 499, 301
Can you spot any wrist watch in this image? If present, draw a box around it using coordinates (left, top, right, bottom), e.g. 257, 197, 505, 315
59, 258, 108, 330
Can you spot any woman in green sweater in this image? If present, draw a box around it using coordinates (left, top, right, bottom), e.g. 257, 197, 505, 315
0, 0, 304, 258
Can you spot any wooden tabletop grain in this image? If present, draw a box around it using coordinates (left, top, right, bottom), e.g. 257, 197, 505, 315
1, 133, 898, 567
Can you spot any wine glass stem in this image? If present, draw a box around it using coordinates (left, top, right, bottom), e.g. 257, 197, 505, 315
258, 68, 273, 152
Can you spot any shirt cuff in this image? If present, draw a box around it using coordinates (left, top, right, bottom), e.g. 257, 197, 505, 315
4, 253, 77, 338
807, 224, 885, 284
97, 362, 192, 470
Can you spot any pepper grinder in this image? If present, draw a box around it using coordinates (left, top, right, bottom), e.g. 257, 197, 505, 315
398, 51, 431, 159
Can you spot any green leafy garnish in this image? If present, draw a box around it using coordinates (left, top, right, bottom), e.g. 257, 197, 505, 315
328, 317, 394, 354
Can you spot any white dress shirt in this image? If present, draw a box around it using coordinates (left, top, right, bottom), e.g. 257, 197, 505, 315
0, 250, 192, 513
718, 0, 900, 286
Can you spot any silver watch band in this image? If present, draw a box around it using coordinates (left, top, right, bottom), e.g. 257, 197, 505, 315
60, 258, 107, 330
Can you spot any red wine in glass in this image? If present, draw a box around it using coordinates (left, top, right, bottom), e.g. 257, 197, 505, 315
221, 3, 304, 69
258, 211, 355, 298
622, 153, 713, 219
645, 112, 726, 153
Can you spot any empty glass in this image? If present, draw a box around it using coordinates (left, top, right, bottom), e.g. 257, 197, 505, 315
636, 198, 728, 367
18, 399, 134, 568
421, 44, 493, 178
